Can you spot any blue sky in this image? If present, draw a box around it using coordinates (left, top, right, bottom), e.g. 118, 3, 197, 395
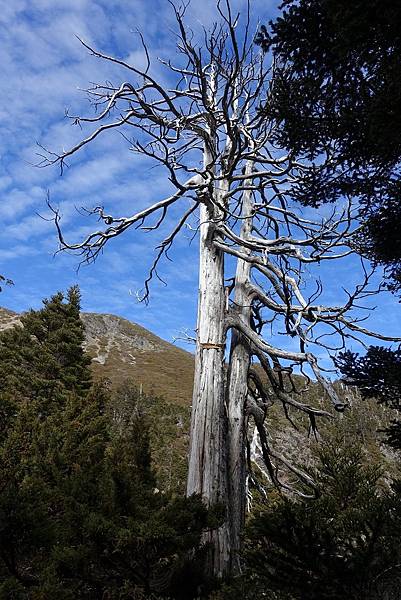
0, 0, 399, 355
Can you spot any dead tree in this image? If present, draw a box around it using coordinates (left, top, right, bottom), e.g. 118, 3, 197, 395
40, 1, 400, 577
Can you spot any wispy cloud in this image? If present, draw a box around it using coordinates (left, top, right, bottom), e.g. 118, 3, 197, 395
0, 0, 398, 353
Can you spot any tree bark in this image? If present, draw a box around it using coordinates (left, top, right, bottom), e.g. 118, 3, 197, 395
226, 285, 251, 573
226, 183, 253, 573
187, 201, 231, 577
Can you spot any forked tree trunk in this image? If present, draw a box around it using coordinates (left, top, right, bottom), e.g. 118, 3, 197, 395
186, 202, 231, 577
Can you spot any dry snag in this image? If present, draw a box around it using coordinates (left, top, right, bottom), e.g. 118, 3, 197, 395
41, 0, 400, 577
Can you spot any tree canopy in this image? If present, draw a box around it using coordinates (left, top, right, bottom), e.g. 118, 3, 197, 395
260, 0, 401, 290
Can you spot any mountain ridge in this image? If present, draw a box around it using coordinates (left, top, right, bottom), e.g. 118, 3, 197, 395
1, 305, 398, 494
0, 306, 195, 406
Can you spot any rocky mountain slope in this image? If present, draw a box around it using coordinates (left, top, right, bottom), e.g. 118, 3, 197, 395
0, 306, 194, 491
1, 306, 398, 493
0, 306, 21, 330
0, 306, 194, 406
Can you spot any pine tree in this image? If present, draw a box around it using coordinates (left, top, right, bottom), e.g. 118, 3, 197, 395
0, 287, 91, 436
243, 437, 401, 600
0, 287, 95, 593
0, 290, 215, 599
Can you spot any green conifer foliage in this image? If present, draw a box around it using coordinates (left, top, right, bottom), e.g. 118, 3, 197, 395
243, 438, 401, 600
0, 287, 91, 437
257, 0, 401, 291
0, 287, 96, 594
0, 290, 213, 599
19, 286, 92, 398
336, 347, 401, 449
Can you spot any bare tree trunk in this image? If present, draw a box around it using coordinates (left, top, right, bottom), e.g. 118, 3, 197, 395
226, 182, 253, 573
187, 202, 231, 577
226, 288, 251, 572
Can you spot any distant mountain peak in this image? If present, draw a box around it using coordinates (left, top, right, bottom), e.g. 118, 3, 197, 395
0, 307, 194, 405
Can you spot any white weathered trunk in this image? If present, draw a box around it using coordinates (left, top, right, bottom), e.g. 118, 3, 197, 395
226, 281, 251, 572
187, 201, 231, 577
226, 178, 253, 572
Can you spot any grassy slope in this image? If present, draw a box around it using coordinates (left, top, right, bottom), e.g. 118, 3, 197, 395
1, 306, 398, 493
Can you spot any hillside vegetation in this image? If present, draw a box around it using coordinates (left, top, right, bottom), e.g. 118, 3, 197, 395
1, 305, 398, 494
1, 294, 401, 599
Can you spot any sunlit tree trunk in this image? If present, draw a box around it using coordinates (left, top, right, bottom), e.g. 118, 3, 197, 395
187, 201, 231, 576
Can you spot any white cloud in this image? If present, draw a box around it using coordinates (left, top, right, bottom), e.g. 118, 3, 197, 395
0, 0, 398, 353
